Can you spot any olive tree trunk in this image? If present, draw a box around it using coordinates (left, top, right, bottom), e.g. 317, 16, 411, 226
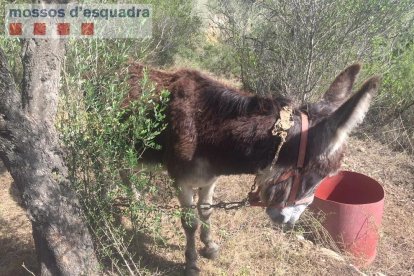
0, 38, 99, 275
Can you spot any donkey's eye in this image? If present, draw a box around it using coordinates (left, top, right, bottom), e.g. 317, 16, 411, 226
268, 185, 286, 204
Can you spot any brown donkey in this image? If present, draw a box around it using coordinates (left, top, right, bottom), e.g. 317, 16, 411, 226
125, 63, 379, 275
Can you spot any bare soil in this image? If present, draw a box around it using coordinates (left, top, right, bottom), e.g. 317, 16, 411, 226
1, 136, 413, 275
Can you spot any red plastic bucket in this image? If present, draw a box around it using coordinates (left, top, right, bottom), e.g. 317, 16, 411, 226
310, 171, 385, 267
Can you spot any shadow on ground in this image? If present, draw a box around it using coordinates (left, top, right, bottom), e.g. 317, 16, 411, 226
126, 227, 184, 275
0, 216, 38, 276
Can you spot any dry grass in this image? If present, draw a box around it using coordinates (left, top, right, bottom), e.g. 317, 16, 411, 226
341, 136, 414, 275
0, 136, 413, 275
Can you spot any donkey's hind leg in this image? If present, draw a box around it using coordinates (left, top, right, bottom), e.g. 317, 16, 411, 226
198, 180, 220, 259
178, 185, 200, 276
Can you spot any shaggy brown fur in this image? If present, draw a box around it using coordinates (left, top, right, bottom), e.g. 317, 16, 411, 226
125, 62, 294, 177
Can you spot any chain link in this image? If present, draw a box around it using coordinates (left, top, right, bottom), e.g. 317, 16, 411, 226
118, 178, 261, 211
157, 197, 250, 211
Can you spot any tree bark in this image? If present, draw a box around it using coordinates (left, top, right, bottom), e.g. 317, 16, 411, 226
0, 35, 99, 276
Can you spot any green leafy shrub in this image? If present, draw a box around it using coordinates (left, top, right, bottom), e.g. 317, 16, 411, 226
58, 38, 173, 274
206, 0, 414, 101
364, 37, 414, 153
56, 1, 201, 274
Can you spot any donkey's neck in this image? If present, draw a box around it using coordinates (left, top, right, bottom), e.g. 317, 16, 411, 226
163, 69, 300, 176
200, 86, 289, 119
196, 88, 300, 175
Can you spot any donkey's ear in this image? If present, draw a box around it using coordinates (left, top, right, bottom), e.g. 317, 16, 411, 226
310, 64, 361, 116
323, 63, 361, 106
324, 76, 380, 155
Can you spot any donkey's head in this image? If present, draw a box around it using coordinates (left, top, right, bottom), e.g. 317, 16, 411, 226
257, 64, 380, 225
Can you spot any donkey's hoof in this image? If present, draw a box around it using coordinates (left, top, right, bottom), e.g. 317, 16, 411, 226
200, 243, 220, 260
184, 265, 200, 276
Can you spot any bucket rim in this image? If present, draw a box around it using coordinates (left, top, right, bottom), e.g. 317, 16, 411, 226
314, 170, 385, 206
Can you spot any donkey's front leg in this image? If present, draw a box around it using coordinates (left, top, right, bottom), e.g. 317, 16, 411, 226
198, 181, 220, 259
178, 185, 200, 276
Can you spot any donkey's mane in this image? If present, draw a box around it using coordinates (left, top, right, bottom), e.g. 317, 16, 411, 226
196, 74, 291, 119
125, 62, 292, 119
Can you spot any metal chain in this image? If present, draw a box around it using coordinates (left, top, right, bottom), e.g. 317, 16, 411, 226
156, 181, 261, 211
156, 197, 251, 211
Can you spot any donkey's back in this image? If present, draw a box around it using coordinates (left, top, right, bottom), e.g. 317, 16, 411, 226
125, 62, 289, 179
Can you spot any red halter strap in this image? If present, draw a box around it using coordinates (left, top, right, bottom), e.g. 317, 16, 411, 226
285, 112, 311, 207
248, 112, 313, 208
